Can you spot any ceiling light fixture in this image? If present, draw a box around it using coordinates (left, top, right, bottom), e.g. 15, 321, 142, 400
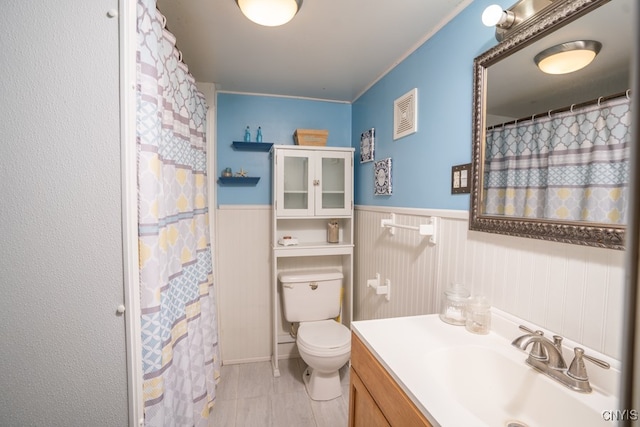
534, 40, 602, 75
235, 0, 303, 27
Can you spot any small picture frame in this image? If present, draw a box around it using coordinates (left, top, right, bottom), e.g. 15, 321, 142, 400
374, 158, 392, 195
451, 163, 471, 194
360, 128, 375, 163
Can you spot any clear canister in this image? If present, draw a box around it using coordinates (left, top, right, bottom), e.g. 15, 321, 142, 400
439, 283, 470, 325
465, 296, 491, 334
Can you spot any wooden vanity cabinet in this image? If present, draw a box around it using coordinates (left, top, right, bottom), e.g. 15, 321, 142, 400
349, 333, 432, 427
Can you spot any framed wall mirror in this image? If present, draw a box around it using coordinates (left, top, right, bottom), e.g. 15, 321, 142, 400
470, 0, 633, 250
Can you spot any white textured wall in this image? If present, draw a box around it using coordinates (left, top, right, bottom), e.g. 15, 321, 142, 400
0, 1, 128, 425
354, 207, 625, 360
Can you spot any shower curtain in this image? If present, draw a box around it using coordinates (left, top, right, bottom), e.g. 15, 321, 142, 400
484, 95, 631, 224
137, 1, 220, 425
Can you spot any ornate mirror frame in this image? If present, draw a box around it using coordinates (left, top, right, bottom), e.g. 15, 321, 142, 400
470, 0, 626, 250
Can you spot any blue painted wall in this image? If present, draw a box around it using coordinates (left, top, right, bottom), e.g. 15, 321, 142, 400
216, 0, 510, 208
353, 0, 508, 210
216, 93, 351, 205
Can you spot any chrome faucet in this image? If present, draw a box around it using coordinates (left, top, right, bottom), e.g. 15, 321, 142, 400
512, 325, 609, 393
512, 330, 567, 370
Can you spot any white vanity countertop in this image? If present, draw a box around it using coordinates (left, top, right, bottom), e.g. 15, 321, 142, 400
351, 310, 620, 427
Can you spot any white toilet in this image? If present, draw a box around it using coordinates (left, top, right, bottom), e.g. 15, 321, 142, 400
279, 269, 351, 401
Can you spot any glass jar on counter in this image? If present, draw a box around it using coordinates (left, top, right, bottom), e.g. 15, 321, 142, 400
439, 283, 470, 325
465, 296, 491, 334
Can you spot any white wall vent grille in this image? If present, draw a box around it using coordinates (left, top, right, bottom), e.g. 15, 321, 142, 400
393, 88, 418, 140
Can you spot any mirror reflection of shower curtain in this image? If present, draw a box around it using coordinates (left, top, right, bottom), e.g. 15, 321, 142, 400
137, 1, 220, 425
484, 96, 631, 224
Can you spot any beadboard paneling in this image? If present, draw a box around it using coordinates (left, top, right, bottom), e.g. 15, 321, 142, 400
216, 206, 272, 363
354, 209, 438, 320
216, 206, 351, 363
216, 206, 625, 363
354, 207, 625, 360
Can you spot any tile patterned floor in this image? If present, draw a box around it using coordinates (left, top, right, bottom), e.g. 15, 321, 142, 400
210, 358, 350, 427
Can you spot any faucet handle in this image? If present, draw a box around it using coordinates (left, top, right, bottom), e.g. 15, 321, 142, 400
552, 335, 564, 354
518, 324, 536, 334
583, 352, 610, 369
567, 347, 610, 381
549, 336, 568, 369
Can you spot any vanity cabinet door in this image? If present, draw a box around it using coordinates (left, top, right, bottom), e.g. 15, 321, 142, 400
349, 368, 391, 427
350, 333, 432, 427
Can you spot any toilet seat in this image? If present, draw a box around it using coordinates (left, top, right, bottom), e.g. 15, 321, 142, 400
297, 320, 351, 357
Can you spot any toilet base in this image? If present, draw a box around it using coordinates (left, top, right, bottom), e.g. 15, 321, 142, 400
302, 366, 342, 401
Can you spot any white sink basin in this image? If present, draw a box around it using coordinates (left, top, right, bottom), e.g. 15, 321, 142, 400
423, 345, 610, 427
351, 311, 619, 427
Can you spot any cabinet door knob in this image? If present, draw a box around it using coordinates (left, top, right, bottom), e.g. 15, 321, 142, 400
313, 180, 320, 186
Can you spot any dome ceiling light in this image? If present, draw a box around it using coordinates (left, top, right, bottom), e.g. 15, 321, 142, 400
235, 0, 303, 27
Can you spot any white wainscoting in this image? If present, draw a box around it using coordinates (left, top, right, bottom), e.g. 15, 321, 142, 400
216, 206, 350, 364
216, 205, 625, 363
216, 206, 272, 364
354, 206, 625, 360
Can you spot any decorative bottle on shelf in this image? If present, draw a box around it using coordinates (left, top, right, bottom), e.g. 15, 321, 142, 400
244, 126, 251, 142
256, 126, 263, 143
327, 220, 339, 243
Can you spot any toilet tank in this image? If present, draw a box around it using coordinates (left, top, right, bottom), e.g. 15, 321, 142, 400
279, 269, 343, 323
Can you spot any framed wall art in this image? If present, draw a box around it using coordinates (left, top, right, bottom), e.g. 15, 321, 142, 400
374, 158, 392, 195
360, 128, 375, 163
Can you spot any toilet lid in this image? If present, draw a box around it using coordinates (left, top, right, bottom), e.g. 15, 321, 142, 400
298, 320, 351, 351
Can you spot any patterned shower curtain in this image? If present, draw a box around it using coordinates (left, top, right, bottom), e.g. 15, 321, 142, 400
137, 1, 220, 425
483, 96, 631, 224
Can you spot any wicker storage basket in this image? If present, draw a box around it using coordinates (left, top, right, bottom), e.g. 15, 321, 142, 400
294, 129, 329, 146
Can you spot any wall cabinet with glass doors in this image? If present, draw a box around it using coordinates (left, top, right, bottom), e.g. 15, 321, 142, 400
274, 147, 352, 217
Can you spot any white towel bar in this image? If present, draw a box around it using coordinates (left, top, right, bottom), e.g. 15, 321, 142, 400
381, 213, 437, 244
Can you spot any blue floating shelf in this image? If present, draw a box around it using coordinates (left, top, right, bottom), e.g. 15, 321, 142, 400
218, 176, 260, 185
232, 141, 273, 151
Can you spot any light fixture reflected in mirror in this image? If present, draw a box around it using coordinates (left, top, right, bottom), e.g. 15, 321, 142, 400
235, 0, 303, 27
534, 40, 602, 74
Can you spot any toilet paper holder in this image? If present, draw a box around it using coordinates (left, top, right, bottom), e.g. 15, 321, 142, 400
367, 273, 391, 301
